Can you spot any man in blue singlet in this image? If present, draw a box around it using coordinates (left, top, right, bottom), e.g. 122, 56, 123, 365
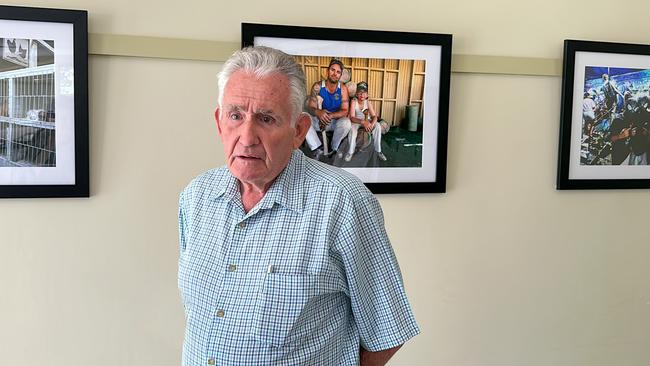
304, 58, 352, 159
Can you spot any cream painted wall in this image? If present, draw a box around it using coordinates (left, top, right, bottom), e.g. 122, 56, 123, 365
1, 1, 650, 365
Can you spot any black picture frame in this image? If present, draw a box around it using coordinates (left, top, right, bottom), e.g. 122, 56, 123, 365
0, 5, 88, 198
558, 39, 650, 190
242, 23, 451, 193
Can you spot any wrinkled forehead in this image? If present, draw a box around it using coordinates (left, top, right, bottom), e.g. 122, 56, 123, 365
224, 70, 289, 93
222, 71, 291, 107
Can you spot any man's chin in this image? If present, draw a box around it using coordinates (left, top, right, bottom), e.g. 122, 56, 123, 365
232, 170, 264, 183
231, 159, 265, 175
231, 169, 278, 192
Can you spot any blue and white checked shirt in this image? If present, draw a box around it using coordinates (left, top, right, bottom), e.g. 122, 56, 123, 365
178, 150, 419, 365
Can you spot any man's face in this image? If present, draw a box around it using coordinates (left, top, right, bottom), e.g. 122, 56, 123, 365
327, 64, 342, 83
215, 71, 309, 190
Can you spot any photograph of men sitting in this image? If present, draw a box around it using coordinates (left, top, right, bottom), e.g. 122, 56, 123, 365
304, 58, 352, 160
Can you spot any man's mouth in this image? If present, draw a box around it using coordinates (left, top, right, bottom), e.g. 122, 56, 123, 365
236, 154, 262, 161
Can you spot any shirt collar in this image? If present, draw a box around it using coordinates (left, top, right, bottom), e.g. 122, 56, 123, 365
257, 149, 305, 212
211, 149, 305, 213
210, 168, 240, 203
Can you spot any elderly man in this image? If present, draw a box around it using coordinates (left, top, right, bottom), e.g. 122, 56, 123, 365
304, 58, 352, 159
178, 46, 419, 365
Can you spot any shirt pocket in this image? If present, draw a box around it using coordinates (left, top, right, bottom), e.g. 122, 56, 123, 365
250, 273, 319, 347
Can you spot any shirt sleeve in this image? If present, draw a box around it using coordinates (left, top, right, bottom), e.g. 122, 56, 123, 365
333, 192, 420, 352
178, 189, 189, 255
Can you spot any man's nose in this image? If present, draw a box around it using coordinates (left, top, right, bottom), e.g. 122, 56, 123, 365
238, 117, 260, 147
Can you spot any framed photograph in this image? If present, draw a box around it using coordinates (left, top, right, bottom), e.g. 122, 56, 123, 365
0, 6, 88, 198
558, 40, 650, 189
242, 23, 451, 193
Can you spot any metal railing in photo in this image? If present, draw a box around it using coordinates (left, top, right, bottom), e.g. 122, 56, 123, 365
0, 64, 56, 167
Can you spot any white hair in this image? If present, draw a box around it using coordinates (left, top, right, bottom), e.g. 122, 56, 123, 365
217, 46, 306, 124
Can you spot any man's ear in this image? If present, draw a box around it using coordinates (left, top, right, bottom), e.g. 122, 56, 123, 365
214, 107, 222, 135
293, 112, 311, 149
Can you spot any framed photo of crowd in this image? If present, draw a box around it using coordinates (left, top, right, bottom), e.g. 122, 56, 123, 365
242, 23, 452, 193
558, 40, 650, 190
0, 6, 88, 198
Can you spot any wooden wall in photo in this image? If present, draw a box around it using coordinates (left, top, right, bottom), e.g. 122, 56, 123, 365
294, 55, 426, 126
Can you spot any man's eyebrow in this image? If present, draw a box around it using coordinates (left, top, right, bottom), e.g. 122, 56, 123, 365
223, 105, 245, 112
223, 105, 277, 115
222, 105, 283, 121
255, 108, 278, 116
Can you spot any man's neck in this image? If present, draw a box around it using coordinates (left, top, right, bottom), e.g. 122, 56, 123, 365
238, 180, 272, 213
325, 79, 338, 92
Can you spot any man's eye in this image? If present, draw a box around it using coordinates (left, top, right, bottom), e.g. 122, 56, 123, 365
259, 115, 275, 124
229, 113, 242, 120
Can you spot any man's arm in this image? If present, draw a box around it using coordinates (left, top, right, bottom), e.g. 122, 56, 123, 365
178, 190, 189, 254
367, 100, 377, 120
349, 99, 364, 124
367, 101, 378, 124
332, 193, 419, 365
307, 81, 331, 124
306, 81, 320, 115
329, 84, 350, 119
306, 95, 318, 115
360, 345, 403, 366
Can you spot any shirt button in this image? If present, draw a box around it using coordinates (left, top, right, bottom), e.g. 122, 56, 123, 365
238, 222, 245, 229
207, 358, 216, 365
216, 309, 225, 318
227, 264, 237, 272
